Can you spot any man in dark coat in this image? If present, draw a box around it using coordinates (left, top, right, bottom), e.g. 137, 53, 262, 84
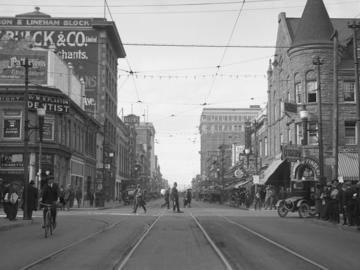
171, 182, 182, 213
22, 180, 38, 219
41, 178, 59, 228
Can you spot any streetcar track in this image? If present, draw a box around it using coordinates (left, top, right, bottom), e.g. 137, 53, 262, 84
18, 217, 143, 270
190, 213, 234, 270
194, 200, 328, 270
114, 210, 165, 270
222, 216, 329, 270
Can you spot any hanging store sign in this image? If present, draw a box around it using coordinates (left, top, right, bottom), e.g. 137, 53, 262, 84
28, 94, 69, 113
3, 119, 21, 138
281, 144, 302, 161
283, 102, 297, 114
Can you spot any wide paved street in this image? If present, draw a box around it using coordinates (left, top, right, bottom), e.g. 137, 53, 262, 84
0, 199, 359, 270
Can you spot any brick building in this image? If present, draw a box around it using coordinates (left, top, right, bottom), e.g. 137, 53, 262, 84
199, 106, 261, 181
0, 7, 126, 199
260, 0, 360, 187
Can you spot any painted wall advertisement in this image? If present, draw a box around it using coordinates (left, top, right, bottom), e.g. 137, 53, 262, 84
0, 20, 99, 115
0, 52, 47, 84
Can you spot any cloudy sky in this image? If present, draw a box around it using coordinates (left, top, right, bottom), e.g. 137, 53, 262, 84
0, 0, 359, 189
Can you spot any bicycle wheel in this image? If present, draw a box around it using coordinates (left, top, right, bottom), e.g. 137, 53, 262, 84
44, 211, 49, 238
48, 211, 53, 236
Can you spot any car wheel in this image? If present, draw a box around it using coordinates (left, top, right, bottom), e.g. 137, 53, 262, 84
277, 201, 289, 218
298, 203, 310, 218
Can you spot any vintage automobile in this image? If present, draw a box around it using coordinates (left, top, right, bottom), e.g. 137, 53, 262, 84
276, 179, 318, 218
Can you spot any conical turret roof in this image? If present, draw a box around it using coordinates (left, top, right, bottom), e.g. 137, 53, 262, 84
292, 0, 334, 47
15, 7, 51, 18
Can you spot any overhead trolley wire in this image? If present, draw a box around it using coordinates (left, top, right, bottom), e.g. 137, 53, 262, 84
204, 0, 246, 104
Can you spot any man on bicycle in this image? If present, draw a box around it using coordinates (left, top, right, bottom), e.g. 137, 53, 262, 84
41, 177, 59, 228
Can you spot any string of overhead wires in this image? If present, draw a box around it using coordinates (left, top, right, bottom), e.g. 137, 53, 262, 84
0, 0, 357, 8
204, 0, 246, 104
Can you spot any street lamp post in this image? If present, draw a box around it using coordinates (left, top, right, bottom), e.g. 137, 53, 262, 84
22, 57, 32, 220
37, 107, 46, 191
245, 148, 250, 168
313, 56, 325, 186
299, 105, 309, 146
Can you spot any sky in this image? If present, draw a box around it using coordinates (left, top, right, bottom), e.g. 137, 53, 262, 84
0, 0, 359, 189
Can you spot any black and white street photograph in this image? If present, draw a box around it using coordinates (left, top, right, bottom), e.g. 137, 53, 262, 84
0, 0, 360, 269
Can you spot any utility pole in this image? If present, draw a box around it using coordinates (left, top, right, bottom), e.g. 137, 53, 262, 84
313, 56, 325, 186
218, 144, 225, 204
348, 21, 360, 183
22, 58, 32, 220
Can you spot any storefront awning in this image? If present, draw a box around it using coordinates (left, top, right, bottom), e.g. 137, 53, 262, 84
338, 153, 359, 181
224, 180, 250, 190
259, 158, 286, 185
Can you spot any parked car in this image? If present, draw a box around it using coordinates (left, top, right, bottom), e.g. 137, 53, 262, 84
276, 179, 317, 218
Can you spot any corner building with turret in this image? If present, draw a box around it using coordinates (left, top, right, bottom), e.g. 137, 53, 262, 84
260, 0, 360, 187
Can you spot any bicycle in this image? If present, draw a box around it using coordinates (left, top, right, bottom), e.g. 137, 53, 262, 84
40, 203, 55, 238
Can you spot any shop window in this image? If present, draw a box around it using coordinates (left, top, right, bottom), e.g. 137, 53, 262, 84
343, 81, 355, 102
345, 121, 356, 145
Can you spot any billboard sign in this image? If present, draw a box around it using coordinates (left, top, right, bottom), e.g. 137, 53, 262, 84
0, 51, 47, 84
0, 22, 99, 115
3, 119, 21, 138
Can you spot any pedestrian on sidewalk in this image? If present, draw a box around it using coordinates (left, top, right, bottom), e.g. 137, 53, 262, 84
2, 183, 10, 219
64, 184, 74, 210
7, 184, 19, 221
21, 180, 38, 219
59, 185, 66, 210
171, 182, 182, 213
329, 180, 340, 223
75, 186, 82, 208
254, 190, 261, 210
88, 189, 94, 207
133, 184, 146, 214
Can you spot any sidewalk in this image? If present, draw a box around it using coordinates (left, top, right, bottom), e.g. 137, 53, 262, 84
0, 201, 124, 231
306, 217, 360, 233
0, 215, 35, 231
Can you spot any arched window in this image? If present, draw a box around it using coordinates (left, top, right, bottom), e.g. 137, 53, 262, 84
306, 70, 317, 103
294, 73, 302, 104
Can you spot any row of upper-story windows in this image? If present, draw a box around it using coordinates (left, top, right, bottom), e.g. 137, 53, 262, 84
201, 124, 245, 133
0, 110, 97, 158
201, 114, 256, 122
275, 70, 356, 105
105, 93, 116, 119
272, 71, 356, 123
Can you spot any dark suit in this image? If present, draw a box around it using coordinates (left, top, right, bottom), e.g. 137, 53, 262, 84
171, 186, 180, 212
22, 184, 38, 219
41, 183, 59, 225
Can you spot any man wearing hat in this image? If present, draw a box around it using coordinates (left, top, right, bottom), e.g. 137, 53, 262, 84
41, 177, 59, 228
22, 180, 38, 220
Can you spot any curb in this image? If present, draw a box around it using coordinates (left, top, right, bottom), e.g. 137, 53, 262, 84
0, 219, 35, 232
306, 218, 360, 233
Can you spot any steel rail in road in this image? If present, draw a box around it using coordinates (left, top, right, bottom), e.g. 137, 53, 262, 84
115, 211, 165, 270
18, 218, 122, 270
190, 213, 234, 270
222, 216, 329, 270
191, 200, 328, 270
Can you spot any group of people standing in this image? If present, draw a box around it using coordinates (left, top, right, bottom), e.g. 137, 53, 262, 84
314, 180, 360, 227
254, 185, 276, 210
